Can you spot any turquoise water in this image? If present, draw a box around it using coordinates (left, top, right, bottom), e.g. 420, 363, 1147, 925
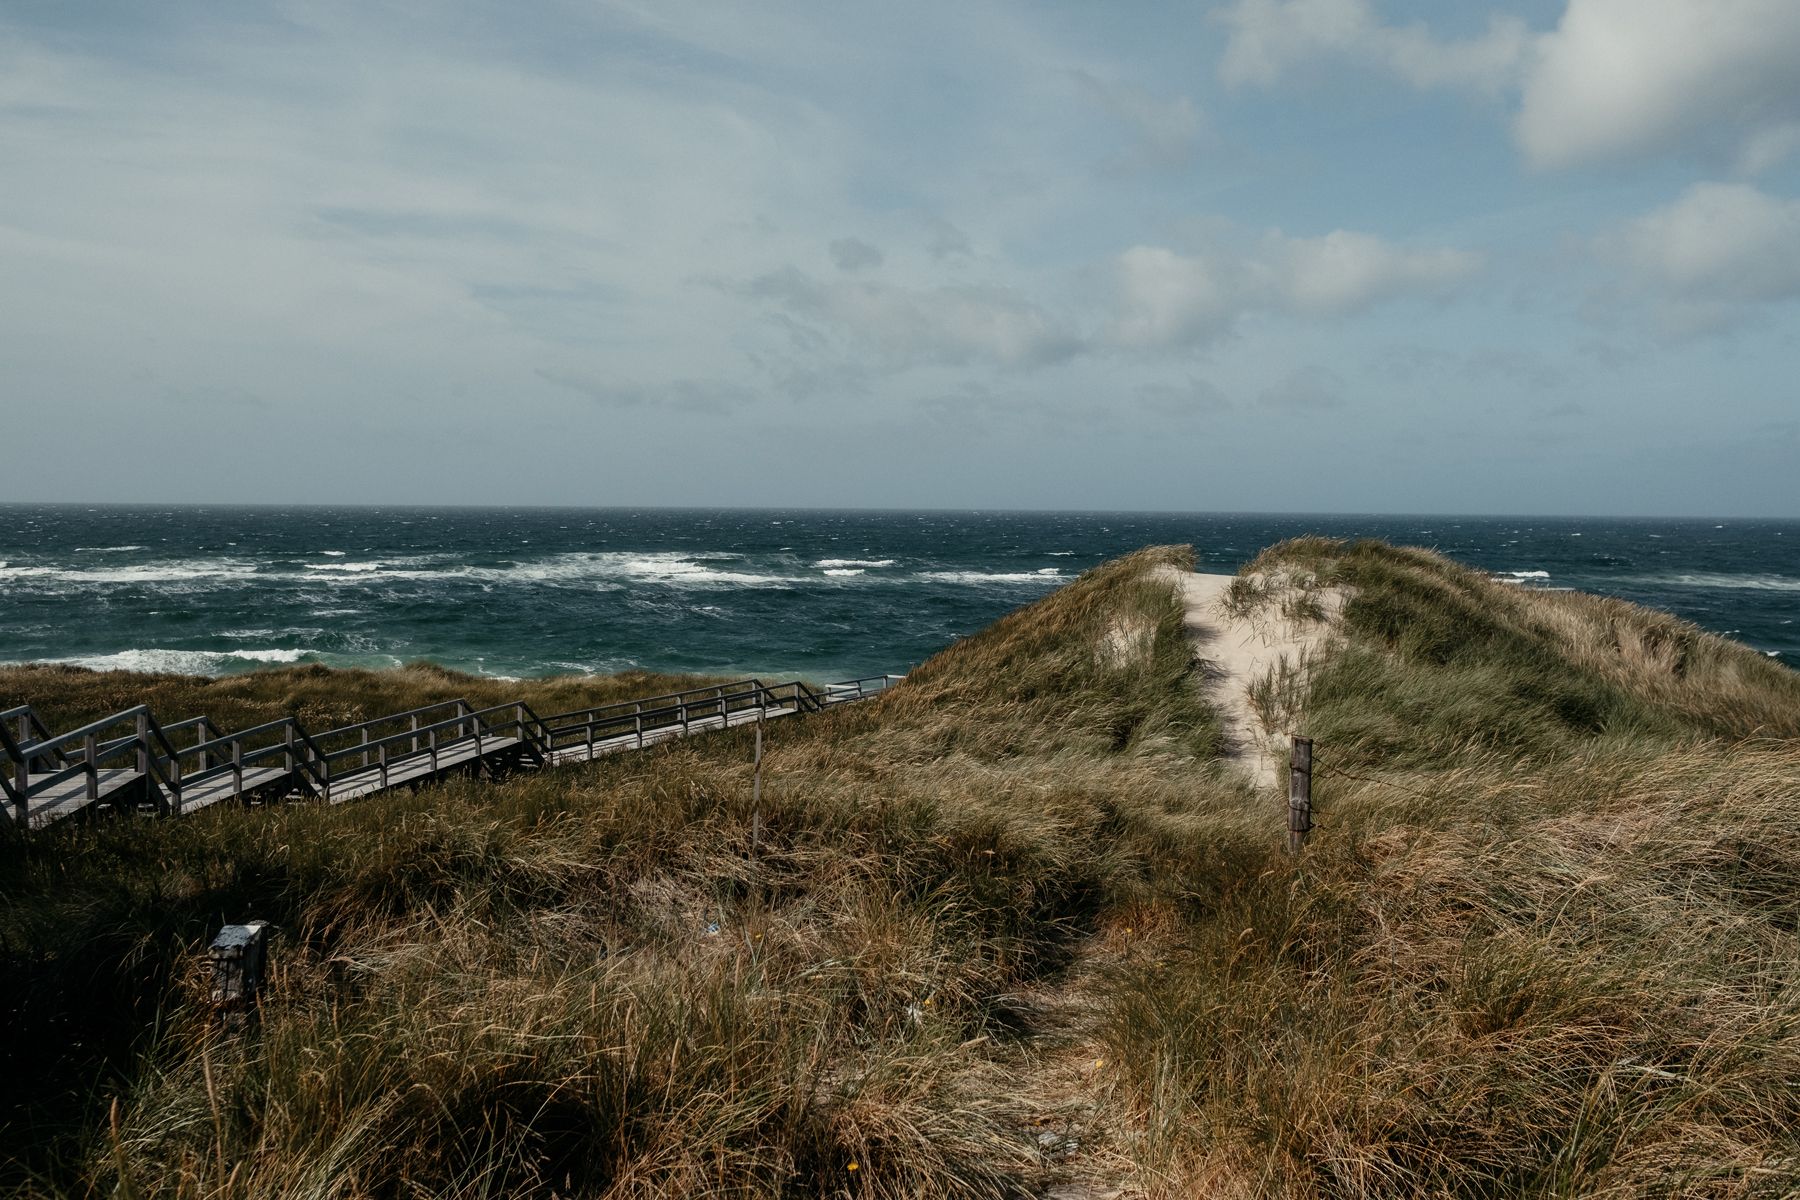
1, 506, 1794, 680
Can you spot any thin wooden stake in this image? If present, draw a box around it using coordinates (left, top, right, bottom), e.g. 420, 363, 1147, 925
750, 716, 763, 860
1288, 736, 1313, 855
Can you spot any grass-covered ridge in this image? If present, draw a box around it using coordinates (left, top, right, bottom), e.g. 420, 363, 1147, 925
1247, 536, 1800, 767
3, 540, 1798, 1198
1, 546, 1245, 1198
1103, 539, 1800, 1195
0, 661, 734, 740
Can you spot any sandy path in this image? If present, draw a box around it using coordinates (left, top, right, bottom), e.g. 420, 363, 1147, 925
1156, 567, 1342, 791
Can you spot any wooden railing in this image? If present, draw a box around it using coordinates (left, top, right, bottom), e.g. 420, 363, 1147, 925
537, 679, 815, 758
1, 671, 903, 828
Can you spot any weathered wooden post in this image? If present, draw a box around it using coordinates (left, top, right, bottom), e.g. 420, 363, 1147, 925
1288, 737, 1313, 855
209, 920, 272, 1028
751, 713, 764, 861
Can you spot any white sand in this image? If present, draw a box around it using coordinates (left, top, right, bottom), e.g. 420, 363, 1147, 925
1156, 567, 1344, 790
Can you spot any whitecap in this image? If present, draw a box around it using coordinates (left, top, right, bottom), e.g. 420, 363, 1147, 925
823, 568, 864, 577
918, 570, 1065, 584
320, 549, 347, 556
0, 559, 260, 585
1620, 573, 1800, 592
40, 647, 310, 674
815, 558, 896, 569
305, 561, 383, 573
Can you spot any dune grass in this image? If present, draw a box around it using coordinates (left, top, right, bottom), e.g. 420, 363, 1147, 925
1, 546, 1244, 1198
1095, 539, 1800, 1196
2, 540, 1797, 1197
0, 661, 738, 742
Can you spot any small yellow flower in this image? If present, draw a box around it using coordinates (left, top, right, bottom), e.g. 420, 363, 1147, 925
1093, 1057, 1104, 1068
847, 1161, 859, 1172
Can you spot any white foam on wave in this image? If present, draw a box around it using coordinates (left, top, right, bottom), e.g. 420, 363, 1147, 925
305, 561, 383, 573
319, 549, 347, 556
815, 558, 896, 569
1623, 572, 1800, 592
45, 647, 310, 674
919, 569, 1065, 584
74, 545, 144, 553
0, 558, 260, 585
823, 568, 864, 577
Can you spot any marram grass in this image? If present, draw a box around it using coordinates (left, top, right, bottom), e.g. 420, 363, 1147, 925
2, 542, 1798, 1198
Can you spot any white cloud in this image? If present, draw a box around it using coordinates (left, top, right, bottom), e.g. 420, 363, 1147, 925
1259, 365, 1346, 411
1216, 0, 1528, 93
741, 268, 1081, 368
1598, 182, 1800, 330
828, 237, 884, 272
1516, 0, 1800, 172
535, 370, 756, 412
1136, 377, 1232, 416
1217, 0, 1800, 175
1108, 228, 1480, 348
1071, 70, 1206, 170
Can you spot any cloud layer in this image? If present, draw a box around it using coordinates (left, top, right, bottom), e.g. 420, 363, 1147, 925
1218, 0, 1800, 173
0, 0, 1795, 514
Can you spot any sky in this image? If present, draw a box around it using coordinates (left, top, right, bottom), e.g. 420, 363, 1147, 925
2, 0, 1798, 516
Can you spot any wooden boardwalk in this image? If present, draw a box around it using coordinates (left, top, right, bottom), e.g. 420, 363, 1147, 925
1, 675, 899, 831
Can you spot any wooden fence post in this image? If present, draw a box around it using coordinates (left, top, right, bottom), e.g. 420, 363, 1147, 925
750, 715, 763, 861
1288, 737, 1313, 854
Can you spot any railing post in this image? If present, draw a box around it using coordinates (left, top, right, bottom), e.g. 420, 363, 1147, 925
1288, 737, 1314, 855
196, 722, 211, 772
14, 735, 28, 811
429, 728, 439, 773
410, 714, 420, 755
284, 724, 295, 773
361, 727, 370, 769
136, 712, 149, 775
232, 739, 243, 794
379, 742, 389, 788
634, 704, 643, 749
85, 733, 99, 803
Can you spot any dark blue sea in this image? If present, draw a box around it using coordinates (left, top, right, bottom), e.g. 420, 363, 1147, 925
1, 507, 1794, 681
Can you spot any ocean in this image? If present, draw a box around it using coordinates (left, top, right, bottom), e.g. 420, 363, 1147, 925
1, 506, 1794, 682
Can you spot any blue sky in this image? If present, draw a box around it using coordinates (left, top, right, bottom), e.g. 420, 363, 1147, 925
2, 0, 1797, 515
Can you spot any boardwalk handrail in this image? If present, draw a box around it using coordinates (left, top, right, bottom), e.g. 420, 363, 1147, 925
1, 705, 189, 820
2, 670, 902, 828
538, 679, 816, 756
175, 715, 332, 801
821, 674, 906, 703
304, 700, 550, 799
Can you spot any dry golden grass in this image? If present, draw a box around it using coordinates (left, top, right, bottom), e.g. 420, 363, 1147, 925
0, 661, 733, 741
3, 540, 1798, 1198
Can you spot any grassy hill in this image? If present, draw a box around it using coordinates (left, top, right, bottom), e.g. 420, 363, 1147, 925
2, 542, 1797, 1198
